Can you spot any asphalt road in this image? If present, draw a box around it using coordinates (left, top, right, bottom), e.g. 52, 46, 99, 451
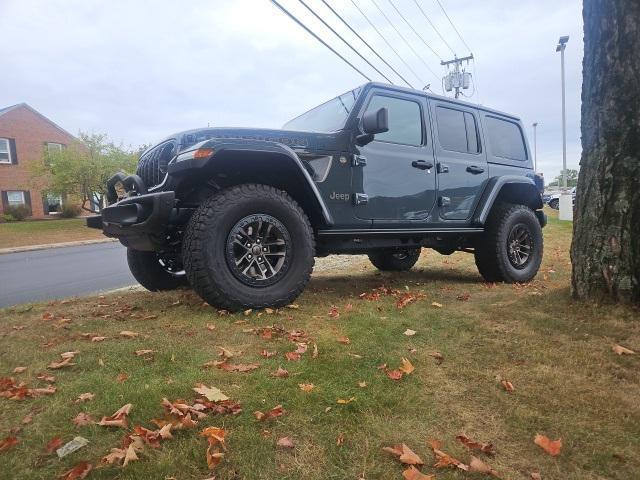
0, 242, 136, 308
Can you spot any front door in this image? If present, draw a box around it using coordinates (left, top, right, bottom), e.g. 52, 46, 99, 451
352, 91, 436, 223
429, 100, 488, 220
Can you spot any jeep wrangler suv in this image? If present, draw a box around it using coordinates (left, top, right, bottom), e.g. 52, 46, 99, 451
88, 82, 546, 311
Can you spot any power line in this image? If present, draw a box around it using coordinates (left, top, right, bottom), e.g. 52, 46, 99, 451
320, 0, 414, 88
411, 0, 456, 56
297, 0, 394, 84
270, 0, 371, 81
433, 0, 473, 54
385, 0, 442, 61
369, 0, 440, 82
350, 0, 427, 87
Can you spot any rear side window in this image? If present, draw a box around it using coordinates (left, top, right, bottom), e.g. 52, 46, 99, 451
436, 106, 479, 153
485, 116, 527, 161
365, 95, 423, 146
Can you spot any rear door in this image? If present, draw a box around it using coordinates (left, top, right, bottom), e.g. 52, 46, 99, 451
430, 100, 487, 221
353, 90, 436, 223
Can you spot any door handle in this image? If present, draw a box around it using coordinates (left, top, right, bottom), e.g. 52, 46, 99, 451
466, 165, 485, 174
411, 160, 434, 170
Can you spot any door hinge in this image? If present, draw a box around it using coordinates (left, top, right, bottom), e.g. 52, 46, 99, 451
438, 196, 451, 207
352, 154, 367, 167
437, 162, 449, 174
353, 193, 369, 205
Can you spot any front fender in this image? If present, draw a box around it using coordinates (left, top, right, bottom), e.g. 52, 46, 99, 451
168, 138, 334, 227
473, 175, 544, 226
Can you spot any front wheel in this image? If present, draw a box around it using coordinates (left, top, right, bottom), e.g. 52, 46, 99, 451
127, 249, 189, 291
368, 248, 421, 271
182, 184, 315, 311
474, 203, 543, 283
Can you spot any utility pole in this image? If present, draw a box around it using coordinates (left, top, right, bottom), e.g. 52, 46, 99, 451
556, 36, 569, 190
532, 122, 538, 172
442, 54, 474, 99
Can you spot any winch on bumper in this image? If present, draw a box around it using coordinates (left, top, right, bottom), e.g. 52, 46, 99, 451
86, 173, 176, 251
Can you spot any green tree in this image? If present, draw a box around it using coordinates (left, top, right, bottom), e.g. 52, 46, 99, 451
547, 169, 579, 187
35, 132, 139, 212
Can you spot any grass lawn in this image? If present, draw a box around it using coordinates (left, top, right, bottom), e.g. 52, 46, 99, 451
0, 218, 106, 249
1, 209, 638, 479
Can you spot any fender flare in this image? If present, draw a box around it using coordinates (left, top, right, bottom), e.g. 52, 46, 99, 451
168, 139, 334, 227
472, 175, 544, 225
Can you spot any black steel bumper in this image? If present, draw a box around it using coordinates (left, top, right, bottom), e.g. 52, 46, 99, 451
86, 191, 176, 251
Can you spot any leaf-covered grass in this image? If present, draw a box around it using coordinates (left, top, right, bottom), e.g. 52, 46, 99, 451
1, 209, 638, 479
0, 218, 105, 249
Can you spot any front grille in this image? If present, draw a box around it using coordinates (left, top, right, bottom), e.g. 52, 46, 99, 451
136, 140, 177, 189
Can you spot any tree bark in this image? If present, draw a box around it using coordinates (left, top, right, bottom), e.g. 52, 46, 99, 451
571, 0, 640, 303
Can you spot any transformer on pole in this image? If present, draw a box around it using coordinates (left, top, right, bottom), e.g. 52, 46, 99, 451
442, 54, 474, 99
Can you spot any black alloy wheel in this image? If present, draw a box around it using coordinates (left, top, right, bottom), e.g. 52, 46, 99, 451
506, 224, 534, 269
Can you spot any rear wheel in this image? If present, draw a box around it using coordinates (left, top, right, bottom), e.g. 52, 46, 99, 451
368, 248, 421, 271
548, 198, 559, 210
127, 249, 188, 291
474, 203, 543, 283
182, 184, 315, 311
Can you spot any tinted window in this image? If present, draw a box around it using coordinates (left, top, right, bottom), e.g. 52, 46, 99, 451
436, 106, 479, 153
365, 95, 422, 146
485, 116, 527, 161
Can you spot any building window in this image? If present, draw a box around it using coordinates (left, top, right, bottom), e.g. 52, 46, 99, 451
6, 190, 26, 207
46, 142, 64, 153
47, 193, 63, 213
0, 138, 11, 164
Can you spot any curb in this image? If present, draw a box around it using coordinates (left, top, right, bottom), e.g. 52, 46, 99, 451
0, 238, 118, 255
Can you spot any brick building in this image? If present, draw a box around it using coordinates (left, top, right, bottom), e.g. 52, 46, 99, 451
0, 103, 77, 219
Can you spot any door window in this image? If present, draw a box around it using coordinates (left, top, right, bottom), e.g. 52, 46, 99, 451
436, 106, 479, 153
364, 95, 423, 146
485, 116, 527, 161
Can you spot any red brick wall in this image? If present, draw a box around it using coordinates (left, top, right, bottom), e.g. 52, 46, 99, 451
0, 105, 77, 219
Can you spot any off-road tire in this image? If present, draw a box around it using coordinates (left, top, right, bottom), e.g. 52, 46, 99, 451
368, 248, 421, 271
474, 203, 543, 283
548, 198, 559, 210
127, 249, 189, 291
182, 184, 315, 311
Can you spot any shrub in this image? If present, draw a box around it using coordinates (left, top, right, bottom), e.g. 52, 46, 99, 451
1, 213, 16, 223
4, 205, 30, 221
58, 203, 81, 218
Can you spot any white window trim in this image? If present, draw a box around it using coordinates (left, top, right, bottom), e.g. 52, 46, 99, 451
46, 142, 64, 152
0, 138, 11, 164
6, 190, 26, 206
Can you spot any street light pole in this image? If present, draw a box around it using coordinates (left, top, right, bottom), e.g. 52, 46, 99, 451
532, 122, 538, 172
556, 36, 569, 190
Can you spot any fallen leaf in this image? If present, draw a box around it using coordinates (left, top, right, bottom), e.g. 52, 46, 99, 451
13, 367, 27, 374
431, 302, 443, 308
36, 373, 55, 383
402, 465, 435, 480
456, 433, 496, 456
134, 349, 155, 356
337, 397, 356, 404
386, 369, 403, 380
383, 443, 424, 465
98, 403, 133, 428
277, 436, 295, 448
501, 380, 515, 393
287, 304, 299, 309
193, 384, 229, 402
75, 393, 95, 403
429, 352, 444, 364
206, 324, 216, 331
404, 329, 417, 336
260, 349, 276, 358
48, 355, 76, 369
429, 439, 469, 471
216, 362, 259, 373
123, 443, 139, 467
312, 343, 318, 358
298, 383, 315, 393
119, 331, 139, 338
469, 455, 499, 476
336, 433, 345, 446
285, 352, 301, 361
399, 358, 415, 375
328, 306, 340, 318
358, 381, 367, 388
116, 373, 129, 383
45, 436, 64, 454
271, 367, 289, 378
337, 336, 351, 345
90, 336, 107, 342
72, 413, 94, 426
534, 434, 562, 456
613, 344, 636, 355
59, 462, 92, 479
530, 473, 542, 480
0, 436, 19, 452
254, 405, 285, 421
456, 292, 471, 301
42, 312, 54, 320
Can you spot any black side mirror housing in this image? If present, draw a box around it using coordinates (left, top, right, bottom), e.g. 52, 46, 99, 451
356, 107, 388, 146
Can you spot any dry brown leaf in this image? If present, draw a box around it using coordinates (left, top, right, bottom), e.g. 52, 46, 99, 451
298, 383, 315, 393
193, 384, 229, 402
404, 329, 417, 336
429, 439, 469, 471
469, 455, 499, 476
48, 355, 76, 369
45, 436, 64, 454
285, 351, 301, 361
13, 367, 27, 373
98, 403, 132, 428
337, 397, 356, 404
91, 336, 107, 342
429, 351, 444, 364
59, 462, 92, 479
134, 349, 155, 356
358, 381, 367, 388
216, 362, 259, 373
386, 369, 403, 380
0, 436, 19, 452
277, 436, 295, 448
254, 405, 285, 421
271, 367, 289, 378
383, 443, 424, 465
534, 434, 562, 456
312, 343, 318, 358
328, 306, 340, 318
612, 344, 636, 355
119, 330, 139, 338
116, 372, 129, 383
72, 412, 94, 426
431, 302, 443, 308
123, 443, 139, 467
75, 393, 95, 403
456, 433, 496, 456
260, 349, 276, 358
501, 380, 515, 393
337, 336, 351, 345
206, 324, 216, 331
399, 358, 415, 375
336, 433, 345, 446
402, 466, 435, 480
530, 473, 542, 480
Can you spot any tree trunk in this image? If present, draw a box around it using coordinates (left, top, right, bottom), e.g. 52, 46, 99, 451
571, 0, 640, 303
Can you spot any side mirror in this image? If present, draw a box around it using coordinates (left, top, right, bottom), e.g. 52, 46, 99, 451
356, 107, 388, 146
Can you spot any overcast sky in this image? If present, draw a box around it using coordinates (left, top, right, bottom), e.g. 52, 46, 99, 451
0, 0, 582, 182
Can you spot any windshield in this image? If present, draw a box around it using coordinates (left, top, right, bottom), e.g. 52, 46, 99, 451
283, 87, 361, 132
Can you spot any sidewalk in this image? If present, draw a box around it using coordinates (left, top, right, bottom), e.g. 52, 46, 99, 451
0, 237, 117, 255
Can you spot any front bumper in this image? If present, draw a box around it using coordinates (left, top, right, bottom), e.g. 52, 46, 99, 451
87, 190, 176, 251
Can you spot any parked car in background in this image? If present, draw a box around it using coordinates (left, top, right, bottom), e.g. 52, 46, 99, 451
547, 187, 576, 210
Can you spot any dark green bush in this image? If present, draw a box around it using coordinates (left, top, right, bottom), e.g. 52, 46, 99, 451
58, 203, 81, 218
4, 205, 30, 221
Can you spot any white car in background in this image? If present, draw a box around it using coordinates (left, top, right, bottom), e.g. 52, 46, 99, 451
547, 187, 576, 210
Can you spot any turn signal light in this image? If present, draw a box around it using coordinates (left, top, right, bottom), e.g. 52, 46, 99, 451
194, 148, 214, 159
